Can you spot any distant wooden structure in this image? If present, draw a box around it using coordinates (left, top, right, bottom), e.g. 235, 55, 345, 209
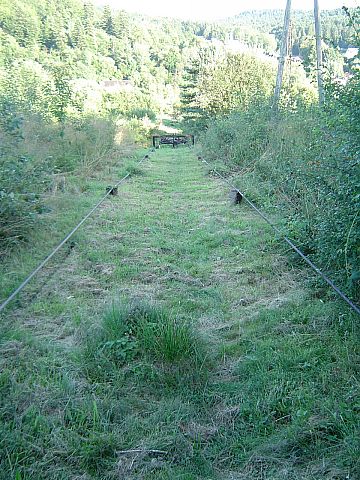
152, 134, 195, 148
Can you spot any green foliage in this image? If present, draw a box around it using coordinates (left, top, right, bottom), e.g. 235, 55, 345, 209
103, 91, 158, 120
0, 100, 23, 137
0, 61, 51, 119
202, 69, 360, 300
180, 54, 208, 128
199, 53, 275, 116
181, 50, 276, 127
229, 8, 355, 51
223, 8, 355, 87
0, 107, 119, 252
46, 65, 74, 126
201, 105, 272, 166
0, 30, 24, 68
0, 153, 49, 256
100, 5, 116, 37
131, 108, 157, 121
0, 1, 40, 48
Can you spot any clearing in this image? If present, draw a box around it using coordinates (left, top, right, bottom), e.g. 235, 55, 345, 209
0, 148, 358, 479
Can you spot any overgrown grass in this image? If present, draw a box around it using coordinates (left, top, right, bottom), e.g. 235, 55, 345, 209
0, 109, 145, 255
0, 149, 358, 479
201, 92, 360, 303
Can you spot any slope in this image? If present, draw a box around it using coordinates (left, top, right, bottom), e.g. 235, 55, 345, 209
0, 147, 358, 479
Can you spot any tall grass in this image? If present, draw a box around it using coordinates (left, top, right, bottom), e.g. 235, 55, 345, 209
80, 301, 207, 384
201, 90, 360, 302
0, 113, 131, 255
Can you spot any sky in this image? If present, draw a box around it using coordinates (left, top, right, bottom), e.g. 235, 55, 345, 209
93, 0, 359, 21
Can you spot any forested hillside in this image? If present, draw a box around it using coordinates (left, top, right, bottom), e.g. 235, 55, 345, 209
229, 9, 354, 48
230, 9, 356, 78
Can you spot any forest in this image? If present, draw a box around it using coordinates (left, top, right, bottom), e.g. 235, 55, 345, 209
0, 0, 359, 479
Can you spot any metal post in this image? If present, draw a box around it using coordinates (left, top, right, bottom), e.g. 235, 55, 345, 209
314, 0, 325, 105
273, 0, 292, 110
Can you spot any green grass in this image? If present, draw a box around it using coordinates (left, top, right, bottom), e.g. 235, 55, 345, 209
0, 148, 359, 479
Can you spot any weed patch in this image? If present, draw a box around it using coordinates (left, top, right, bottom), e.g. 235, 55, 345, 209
80, 300, 209, 386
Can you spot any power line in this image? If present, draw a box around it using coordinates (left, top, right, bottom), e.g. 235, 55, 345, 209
199, 156, 360, 317
0, 152, 152, 313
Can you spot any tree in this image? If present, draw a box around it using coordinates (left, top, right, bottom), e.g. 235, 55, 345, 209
0, 0, 40, 48
199, 53, 275, 116
100, 5, 115, 37
180, 47, 220, 124
41, 13, 68, 51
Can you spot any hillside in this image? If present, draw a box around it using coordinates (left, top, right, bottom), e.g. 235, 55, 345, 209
228, 9, 354, 48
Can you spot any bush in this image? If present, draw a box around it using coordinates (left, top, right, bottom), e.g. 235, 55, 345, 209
0, 152, 50, 255
129, 108, 157, 122
201, 104, 272, 167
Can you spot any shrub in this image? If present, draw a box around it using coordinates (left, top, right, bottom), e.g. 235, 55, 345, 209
129, 108, 157, 122
201, 104, 272, 167
0, 152, 50, 255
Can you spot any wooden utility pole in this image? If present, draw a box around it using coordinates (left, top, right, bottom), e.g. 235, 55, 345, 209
273, 0, 292, 110
314, 0, 325, 105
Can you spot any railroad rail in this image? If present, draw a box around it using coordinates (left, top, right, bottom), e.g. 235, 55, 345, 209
0, 152, 152, 313
198, 155, 360, 317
